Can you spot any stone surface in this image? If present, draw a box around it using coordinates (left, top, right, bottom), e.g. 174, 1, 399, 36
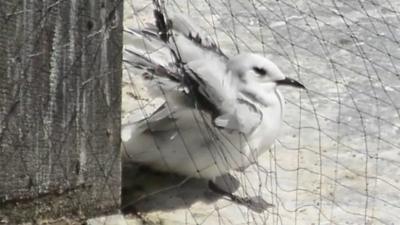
87, 214, 133, 225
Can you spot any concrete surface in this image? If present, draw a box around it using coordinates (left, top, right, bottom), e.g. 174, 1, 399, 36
122, 0, 400, 224
87, 214, 130, 225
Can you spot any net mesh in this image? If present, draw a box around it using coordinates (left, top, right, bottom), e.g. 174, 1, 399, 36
122, 0, 400, 224
0, 0, 399, 224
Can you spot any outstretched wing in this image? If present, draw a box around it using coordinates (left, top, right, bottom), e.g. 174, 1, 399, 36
152, 7, 226, 60
123, 8, 262, 134
123, 8, 226, 96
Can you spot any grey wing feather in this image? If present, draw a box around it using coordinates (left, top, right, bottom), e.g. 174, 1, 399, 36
186, 59, 262, 134
169, 14, 227, 59
123, 10, 260, 134
169, 14, 216, 48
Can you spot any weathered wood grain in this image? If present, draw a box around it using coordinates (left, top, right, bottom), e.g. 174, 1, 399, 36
0, 0, 122, 223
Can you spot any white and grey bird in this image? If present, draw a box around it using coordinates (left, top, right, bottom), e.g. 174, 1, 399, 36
122, 10, 305, 187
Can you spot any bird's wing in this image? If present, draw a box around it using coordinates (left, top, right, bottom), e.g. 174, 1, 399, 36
123, 9, 261, 134
169, 14, 215, 47
153, 8, 227, 62
123, 4, 231, 104
123, 28, 173, 69
168, 14, 225, 57
123, 9, 226, 96
186, 59, 263, 134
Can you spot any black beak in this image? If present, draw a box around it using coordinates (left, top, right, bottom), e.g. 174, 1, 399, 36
276, 77, 306, 89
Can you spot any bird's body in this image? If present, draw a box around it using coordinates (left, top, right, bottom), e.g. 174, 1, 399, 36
122, 83, 284, 180
122, 10, 304, 181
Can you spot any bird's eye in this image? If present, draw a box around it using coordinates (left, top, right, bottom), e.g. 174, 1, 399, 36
252, 67, 267, 76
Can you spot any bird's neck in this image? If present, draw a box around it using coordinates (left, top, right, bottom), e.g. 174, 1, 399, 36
240, 83, 282, 109
240, 83, 284, 127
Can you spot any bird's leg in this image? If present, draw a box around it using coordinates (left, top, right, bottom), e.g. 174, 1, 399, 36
208, 180, 240, 201
208, 180, 257, 206
208, 180, 274, 213
208, 180, 256, 207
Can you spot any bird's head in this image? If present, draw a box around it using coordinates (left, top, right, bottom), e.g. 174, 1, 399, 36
227, 53, 305, 90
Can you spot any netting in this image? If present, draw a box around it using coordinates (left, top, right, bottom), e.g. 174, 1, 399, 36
122, 0, 400, 224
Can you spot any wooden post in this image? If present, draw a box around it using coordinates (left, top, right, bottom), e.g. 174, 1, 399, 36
0, 0, 122, 223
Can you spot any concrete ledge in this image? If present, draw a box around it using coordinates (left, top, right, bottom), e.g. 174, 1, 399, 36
87, 214, 142, 225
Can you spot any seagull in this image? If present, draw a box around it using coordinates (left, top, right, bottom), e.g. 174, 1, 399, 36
122, 9, 305, 201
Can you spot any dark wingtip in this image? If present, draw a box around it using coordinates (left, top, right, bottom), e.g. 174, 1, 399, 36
153, 9, 169, 42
